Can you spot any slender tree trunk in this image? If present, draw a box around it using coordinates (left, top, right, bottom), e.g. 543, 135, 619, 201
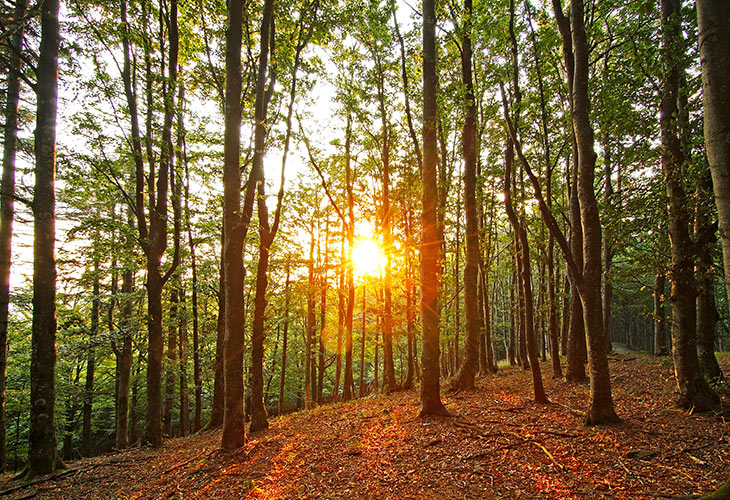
208, 237, 225, 430
278, 266, 290, 416
560, 274, 569, 356
509, 269, 516, 365
318, 222, 328, 402
602, 140, 614, 353
115, 232, 134, 448
419, 0, 448, 417
570, 0, 619, 424
304, 231, 316, 409
697, 0, 730, 324
451, 0, 480, 391
654, 272, 667, 355
343, 111, 356, 402
163, 288, 179, 436
360, 286, 367, 398
29, 0, 61, 477
178, 288, 189, 436
82, 263, 100, 456
0, 0, 26, 472
335, 232, 345, 397
501, 97, 548, 403
695, 173, 722, 382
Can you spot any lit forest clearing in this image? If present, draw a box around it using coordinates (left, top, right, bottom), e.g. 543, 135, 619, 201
2, 355, 729, 499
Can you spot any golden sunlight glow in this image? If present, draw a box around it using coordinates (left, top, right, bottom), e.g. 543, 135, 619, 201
352, 238, 386, 278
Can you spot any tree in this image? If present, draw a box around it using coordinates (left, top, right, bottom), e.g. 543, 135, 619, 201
660, 0, 717, 411
697, 1, 730, 325
450, 0, 479, 392
221, 0, 274, 449
0, 0, 26, 473
28, 0, 62, 477
419, 0, 449, 418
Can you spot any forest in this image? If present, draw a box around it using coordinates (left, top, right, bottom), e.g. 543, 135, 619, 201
1, 0, 730, 498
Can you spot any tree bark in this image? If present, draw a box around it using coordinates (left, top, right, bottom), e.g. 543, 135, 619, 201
278, 266, 290, 416
654, 272, 667, 355
451, 0, 480, 392
661, 0, 718, 412
419, 0, 449, 417
343, 111, 356, 402
570, 0, 619, 425
697, 0, 730, 325
0, 0, 26, 472
82, 263, 100, 456
29, 0, 62, 477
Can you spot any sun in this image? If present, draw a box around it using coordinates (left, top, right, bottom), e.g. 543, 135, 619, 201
352, 238, 385, 278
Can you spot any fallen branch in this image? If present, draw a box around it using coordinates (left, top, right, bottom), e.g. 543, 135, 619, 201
0, 469, 77, 497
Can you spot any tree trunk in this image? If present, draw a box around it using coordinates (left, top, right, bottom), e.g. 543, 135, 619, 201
360, 286, 367, 398
451, 0, 480, 392
697, 0, 730, 325
178, 287, 189, 436
501, 100, 548, 403
221, 0, 247, 450
115, 234, 134, 448
278, 266, 290, 416
654, 272, 667, 355
419, 0, 449, 417
695, 175, 722, 382
335, 232, 344, 398
163, 288, 179, 436
570, 0, 619, 425
343, 111, 356, 402
304, 230, 316, 409
0, 0, 26, 472
82, 264, 100, 456
29, 0, 61, 477
661, 0, 718, 412
318, 221, 328, 402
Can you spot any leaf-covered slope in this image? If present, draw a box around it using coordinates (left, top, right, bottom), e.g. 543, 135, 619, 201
3, 355, 729, 499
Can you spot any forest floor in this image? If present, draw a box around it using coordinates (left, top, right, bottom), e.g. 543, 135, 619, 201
2, 353, 729, 500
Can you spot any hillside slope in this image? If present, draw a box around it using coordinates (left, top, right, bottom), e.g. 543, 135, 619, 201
2, 355, 728, 500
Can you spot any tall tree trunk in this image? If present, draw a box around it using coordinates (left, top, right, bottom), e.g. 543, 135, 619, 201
278, 266, 290, 416
184, 166, 202, 431
403, 206, 416, 388
178, 287, 189, 436
373, 59, 396, 394
697, 0, 730, 325
501, 92, 548, 403
334, 232, 344, 397
452, 0, 479, 391
208, 235, 225, 430
343, 111, 356, 401
318, 220, 328, 402
360, 286, 367, 398
570, 0, 619, 424
695, 170, 722, 382
509, 269, 516, 365
82, 263, 100, 456
419, 0, 449, 417
139, 0, 180, 448
0, 0, 26, 472
115, 224, 134, 448
661, 0, 718, 412
602, 139, 614, 353
29, 0, 61, 477
304, 230, 316, 409
654, 272, 667, 355
163, 288, 179, 436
